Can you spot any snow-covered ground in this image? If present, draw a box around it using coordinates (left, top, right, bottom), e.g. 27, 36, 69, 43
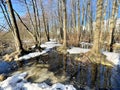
67, 47, 89, 54
0, 72, 76, 90
40, 41, 61, 49
15, 41, 62, 61
67, 47, 120, 65
1, 41, 120, 89
17, 40, 120, 65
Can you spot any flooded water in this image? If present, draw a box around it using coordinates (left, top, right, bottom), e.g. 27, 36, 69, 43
0, 50, 120, 89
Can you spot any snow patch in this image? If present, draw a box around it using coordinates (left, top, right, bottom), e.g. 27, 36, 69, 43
103, 52, 120, 65
0, 72, 76, 90
40, 41, 61, 49
67, 47, 90, 54
67, 47, 120, 65
16, 41, 62, 61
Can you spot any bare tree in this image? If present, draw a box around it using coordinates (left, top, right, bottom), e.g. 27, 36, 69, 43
108, 0, 118, 52
40, 0, 50, 41
87, 0, 93, 43
91, 0, 103, 54
76, 0, 81, 46
71, 0, 76, 32
62, 0, 67, 47
22, 0, 42, 49
58, 0, 63, 40
6, 0, 24, 53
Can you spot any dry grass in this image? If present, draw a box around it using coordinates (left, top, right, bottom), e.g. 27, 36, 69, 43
67, 33, 79, 46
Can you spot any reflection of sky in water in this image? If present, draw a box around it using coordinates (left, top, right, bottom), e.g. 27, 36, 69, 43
0, 55, 120, 89
0, 60, 17, 74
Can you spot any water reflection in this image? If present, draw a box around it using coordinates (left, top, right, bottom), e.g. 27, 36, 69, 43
0, 51, 120, 89
63, 54, 120, 89
0, 60, 17, 74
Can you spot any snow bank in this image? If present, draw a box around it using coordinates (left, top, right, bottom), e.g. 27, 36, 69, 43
16, 40, 120, 65
67, 47, 120, 65
40, 41, 61, 49
16, 41, 61, 61
67, 47, 90, 54
0, 72, 76, 90
103, 52, 120, 65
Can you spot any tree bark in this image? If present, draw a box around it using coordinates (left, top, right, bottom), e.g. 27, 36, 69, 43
91, 0, 103, 54
6, 0, 24, 53
77, 0, 81, 46
87, 0, 93, 43
108, 0, 118, 52
62, 0, 67, 47
40, 0, 50, 41
100, 0, 108, 46
58, 0, 63, 40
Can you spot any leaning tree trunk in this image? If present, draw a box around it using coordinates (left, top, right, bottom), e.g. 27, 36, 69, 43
108, 0, 118, 52
6, 0, 24, 53
62, 0, 67, 47
91, 0, 103, 54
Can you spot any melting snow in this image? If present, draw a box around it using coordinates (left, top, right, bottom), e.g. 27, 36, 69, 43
15, 41, 120, 65
40, 41, 61, 49
67, 47, 120, 65
16, 41, 62, 61
67, 47, 90, 54
103, 52, 120, 65
0, 72, 76, 90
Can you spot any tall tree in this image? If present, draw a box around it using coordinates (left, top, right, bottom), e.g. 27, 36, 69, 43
58, 0, 63, 40
91, 0, 103, 54
40, 0, 50, 41
77, 0, 81, 46
108, 0, 118, 52
23, 0, 38, 47
71, 0, 76, 32
62, 0, 67, 47
6, 0, 24, 53
31, 0, 41, 47
100, 0, 108, 45
87, 0, 93, 43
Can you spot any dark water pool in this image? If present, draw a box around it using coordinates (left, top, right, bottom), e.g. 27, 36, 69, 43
0, 51, 120, 90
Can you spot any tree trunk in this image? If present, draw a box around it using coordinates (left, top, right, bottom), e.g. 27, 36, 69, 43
71, 0, 76, 32
108, 0, 118, 52
80, 7, 85, 42
87, 0, 93, 43
24, 0, 40, 47
100, 0, 108, 46
91, 0, 103, 54
40, 0, 50, 41
32, 0, 41, 48
62, 0, 67, 47
6, 0, 24, 53
58, 0, 63, 40
77, 0, 81, 46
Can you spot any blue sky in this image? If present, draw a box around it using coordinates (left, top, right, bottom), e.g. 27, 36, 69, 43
0, 0, 120, 27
